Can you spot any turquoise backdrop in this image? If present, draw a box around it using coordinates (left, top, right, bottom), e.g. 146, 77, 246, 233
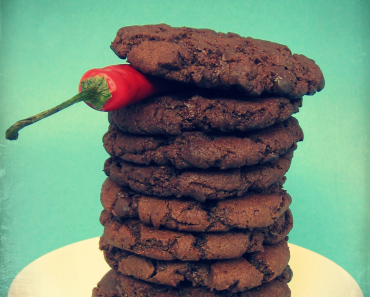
1, 0, 369, 296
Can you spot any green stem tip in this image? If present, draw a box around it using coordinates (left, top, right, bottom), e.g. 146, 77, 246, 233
5, 76, 111, 140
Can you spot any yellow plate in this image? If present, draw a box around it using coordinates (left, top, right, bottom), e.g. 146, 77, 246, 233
8, 238, 363, 297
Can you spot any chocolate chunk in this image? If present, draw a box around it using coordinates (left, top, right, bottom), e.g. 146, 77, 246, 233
113, 197, 132, 217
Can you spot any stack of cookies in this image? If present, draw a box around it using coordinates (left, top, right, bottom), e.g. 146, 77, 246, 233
92, 24, 324, 297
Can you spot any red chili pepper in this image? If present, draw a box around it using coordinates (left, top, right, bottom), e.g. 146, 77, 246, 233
78, 64, 167, 111
5, 64, 174, 140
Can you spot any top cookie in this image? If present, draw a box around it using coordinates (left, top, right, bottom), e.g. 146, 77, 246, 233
111, 24, 324, 99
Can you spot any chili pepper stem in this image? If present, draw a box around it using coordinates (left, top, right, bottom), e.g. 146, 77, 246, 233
5, 75, 112, 140
5, 87, 100, 140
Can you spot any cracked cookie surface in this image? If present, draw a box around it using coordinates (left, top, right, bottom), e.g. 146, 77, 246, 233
103, 149, 294, 202
100, 209, 292, 261
111, 24, 324, 99
108, 92, 302, 135
100, 178, 291, 232
102, 238, 290, 292
104, 117, 302, 170
92, 266, 292, 296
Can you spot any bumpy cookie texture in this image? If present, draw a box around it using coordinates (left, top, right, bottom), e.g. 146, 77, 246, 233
102, 238, 289, 292
262, 210, 293, 245
113, 266, 292, 297
111, 24, 324, 98
93, 268, 292, 297
100, 210, 292, 261
104, 117, 303, 170
104, 149, 293, 202
108, 92, 302, 135
100, 178, 291, 232
100, 210, 264, 261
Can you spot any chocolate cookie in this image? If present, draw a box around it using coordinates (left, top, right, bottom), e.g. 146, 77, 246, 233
104, 117, 302, 170
103, 149, 294, 202
112, 266, 292, 296
92, 268, 292, 297
100, 178, 291, 232
100, 209, 292, 261
262, 210, 293, 245
108, 92, 302, 135
102, 239, 290, 292
111, 24, 324, 98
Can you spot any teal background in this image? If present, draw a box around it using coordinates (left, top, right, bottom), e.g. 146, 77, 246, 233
0, 0, 369, 296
